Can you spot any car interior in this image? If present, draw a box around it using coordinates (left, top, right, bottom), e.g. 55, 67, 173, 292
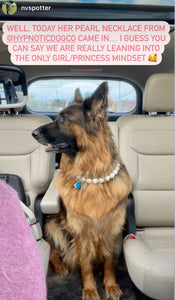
0, 1, 174, 300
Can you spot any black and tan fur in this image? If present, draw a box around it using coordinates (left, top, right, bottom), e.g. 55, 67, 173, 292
32, 82, 132, 300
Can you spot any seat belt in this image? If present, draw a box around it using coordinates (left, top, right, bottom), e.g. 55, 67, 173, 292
20, 201, 42, 241
126, 193, 136, 236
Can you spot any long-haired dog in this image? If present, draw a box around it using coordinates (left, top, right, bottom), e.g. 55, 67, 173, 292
32, 82, 131, 300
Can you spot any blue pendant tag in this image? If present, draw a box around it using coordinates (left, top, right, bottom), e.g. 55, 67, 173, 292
74, 181, 81, 190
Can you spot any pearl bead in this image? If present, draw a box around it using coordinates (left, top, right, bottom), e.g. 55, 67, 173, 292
99, 178, 104, 183
92, 178, 98, 184
81, 177, 85, 182
113, 169, 118, 175
86, 179, 92, 184
105, 176, 111, 181
110, 173, 115, 179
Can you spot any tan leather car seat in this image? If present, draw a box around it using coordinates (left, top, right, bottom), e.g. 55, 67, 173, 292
0, 100, 55, 275
0, 114, 55, 211
117, 73, 174, 300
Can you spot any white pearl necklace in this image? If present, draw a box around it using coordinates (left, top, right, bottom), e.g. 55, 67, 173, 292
74, 162, 120, 189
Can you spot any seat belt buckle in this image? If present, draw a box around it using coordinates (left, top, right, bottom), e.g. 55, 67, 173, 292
129, 234, 136, 239
30, 221, 42, 241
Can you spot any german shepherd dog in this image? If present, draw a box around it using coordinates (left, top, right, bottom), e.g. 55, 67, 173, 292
32, 82, 131, 300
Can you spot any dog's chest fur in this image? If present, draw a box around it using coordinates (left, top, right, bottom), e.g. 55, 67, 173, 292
56, 154, 131, 224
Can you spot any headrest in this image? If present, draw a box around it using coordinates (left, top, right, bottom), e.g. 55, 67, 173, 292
143, 73, 174, 113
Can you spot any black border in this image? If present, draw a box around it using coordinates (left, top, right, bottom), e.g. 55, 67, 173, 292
0, 3, 174, 23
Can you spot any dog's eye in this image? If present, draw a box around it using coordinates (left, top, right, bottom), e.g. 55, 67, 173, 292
58, 115, 68, 125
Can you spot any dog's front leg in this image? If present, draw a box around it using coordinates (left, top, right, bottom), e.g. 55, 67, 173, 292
76, 239, 100, 300
80, 257, 100, 300
103, 253, 122, 300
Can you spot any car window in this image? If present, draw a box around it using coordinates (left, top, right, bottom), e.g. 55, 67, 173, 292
28, 78, 136, 114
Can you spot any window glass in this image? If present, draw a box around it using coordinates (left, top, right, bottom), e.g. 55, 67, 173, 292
28, 78, 136, 113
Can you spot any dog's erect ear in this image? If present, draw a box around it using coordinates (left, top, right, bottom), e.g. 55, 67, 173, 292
84, 82, 108, 117
74, 88, 83, 103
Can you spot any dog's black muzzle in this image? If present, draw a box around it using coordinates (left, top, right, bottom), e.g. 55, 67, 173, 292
32, 128, 42, 142
32, 123, 77, 155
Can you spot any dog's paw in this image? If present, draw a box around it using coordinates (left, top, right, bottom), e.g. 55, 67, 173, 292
82, 288, 100, 300
105, 283, 122, 300
54, 263, 68, 277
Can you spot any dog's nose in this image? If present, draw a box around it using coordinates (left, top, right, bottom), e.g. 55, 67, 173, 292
32, 129, 40, 140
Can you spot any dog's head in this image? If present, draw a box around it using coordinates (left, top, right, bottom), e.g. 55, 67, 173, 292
32, 82, 108, 157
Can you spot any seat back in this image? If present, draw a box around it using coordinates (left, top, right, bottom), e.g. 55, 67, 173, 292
0, 114, 55, 211
117, 73, 174, 228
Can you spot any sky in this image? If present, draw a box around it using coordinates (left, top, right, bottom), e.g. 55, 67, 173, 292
14, 0, 174, 5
